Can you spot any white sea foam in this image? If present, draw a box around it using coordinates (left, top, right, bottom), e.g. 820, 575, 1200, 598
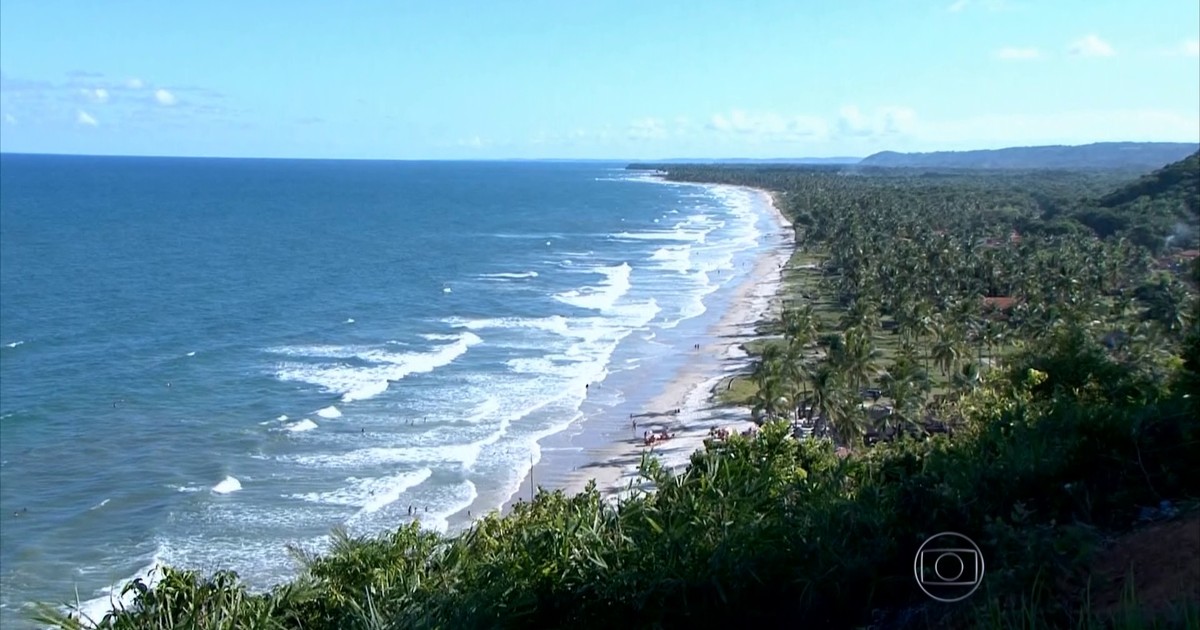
90, 498, 111, 510
291, 444, 482, 469
286, 419, 319, 432
185, 351, 196, 357
611, 228, 707, 243
480, 271, 539, 279
650, 245, 692, 273
443, 287, 452, 293
340, 381, 388, 403
417, 480, 479, 534
291, 468, 433, 515
316, 405, 342, 419
446, 314, 573, 336
4, 341, 24, 348
212, 476, 242, 494
465, 396, 502, 423
345, 318, 355, 324
270, 332, 482, 403
553, 262, 632, 312
72, 550, 166, 627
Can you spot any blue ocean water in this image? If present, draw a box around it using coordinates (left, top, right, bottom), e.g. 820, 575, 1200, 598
0, 155, 776, 625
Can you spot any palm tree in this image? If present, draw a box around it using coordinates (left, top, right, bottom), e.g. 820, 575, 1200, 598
809, 362, 842, 436
837, 326, 883, 393
930, 321, 967, 377
951, 361, 982, 395
781, 304, 819, 349
750, 358, 789, 423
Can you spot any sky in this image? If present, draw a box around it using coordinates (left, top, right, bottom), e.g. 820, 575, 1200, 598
0, 0, 1197, 160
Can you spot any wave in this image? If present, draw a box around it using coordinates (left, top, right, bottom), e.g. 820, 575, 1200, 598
650, 245, 692, 273
316, 405, 342, 419
610, 228, 707, 243
4, 341, 24, 348
292, 446, 447, 469
553, 262, 632, 312
345, 318, 355, 324
72, 550, 166, 626
291, 468, 434, 516
479, 271, 539, 279
270, 332, 483, 403
286, 419, 319, 432
418, 480, 478, 534
185, 351, 196, 357
446, 314, 573, 337
212, 476, 242, 494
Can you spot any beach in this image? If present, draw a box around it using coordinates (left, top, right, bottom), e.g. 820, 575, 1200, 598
0, 161, 790, 624
508, 186, 794, 507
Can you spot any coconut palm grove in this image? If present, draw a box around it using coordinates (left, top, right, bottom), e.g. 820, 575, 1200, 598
40, 151, 1200, 629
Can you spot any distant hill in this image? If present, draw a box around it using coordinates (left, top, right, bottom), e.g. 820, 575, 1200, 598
632, 157, 861, 166
1098, 150, 1199, 217
859, 142, 1199, 171
1062, 150, 1200, 252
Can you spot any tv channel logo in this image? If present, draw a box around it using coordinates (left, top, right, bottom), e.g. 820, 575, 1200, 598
913, 532, 985, 602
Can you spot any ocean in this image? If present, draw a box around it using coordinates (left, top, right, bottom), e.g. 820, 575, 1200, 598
0, 155, 778, 626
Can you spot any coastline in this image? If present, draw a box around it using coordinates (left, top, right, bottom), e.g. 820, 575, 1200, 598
505, 185, 793, 509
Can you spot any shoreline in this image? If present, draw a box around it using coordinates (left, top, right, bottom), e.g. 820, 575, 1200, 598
505, 184, 793, 509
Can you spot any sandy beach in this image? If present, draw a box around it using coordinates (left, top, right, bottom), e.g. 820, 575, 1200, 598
508, 186, 794, 508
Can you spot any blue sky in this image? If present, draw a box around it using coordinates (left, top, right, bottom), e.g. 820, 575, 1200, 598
1, 0, 1197, 159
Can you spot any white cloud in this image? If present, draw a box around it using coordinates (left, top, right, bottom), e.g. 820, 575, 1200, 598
1182, 39, 1200, 57
126, 78, 144, 89
948, 0, 1008, 12
154, 89, 177, 106
1069, 34, 1115, 57
76, 110, 98, 126
837, 105, 916, 137
458, 136, 485, 149
3, 113, 16, 125
80, 87, 109, 103
628, 117, 667, 140
994, 47, 1040, 60
707, 109, 828, 141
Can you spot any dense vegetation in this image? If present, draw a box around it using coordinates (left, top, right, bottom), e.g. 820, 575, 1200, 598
857, 142, 1198, 171
38, 158, 1199, 629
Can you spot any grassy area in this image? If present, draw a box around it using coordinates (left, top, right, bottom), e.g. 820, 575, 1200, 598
714, 373, 758, 405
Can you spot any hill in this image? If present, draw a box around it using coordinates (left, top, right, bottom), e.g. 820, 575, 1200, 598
1099, 150, 1200, 216
860, 142, 1199, 171
1064, 151, 1200, 251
